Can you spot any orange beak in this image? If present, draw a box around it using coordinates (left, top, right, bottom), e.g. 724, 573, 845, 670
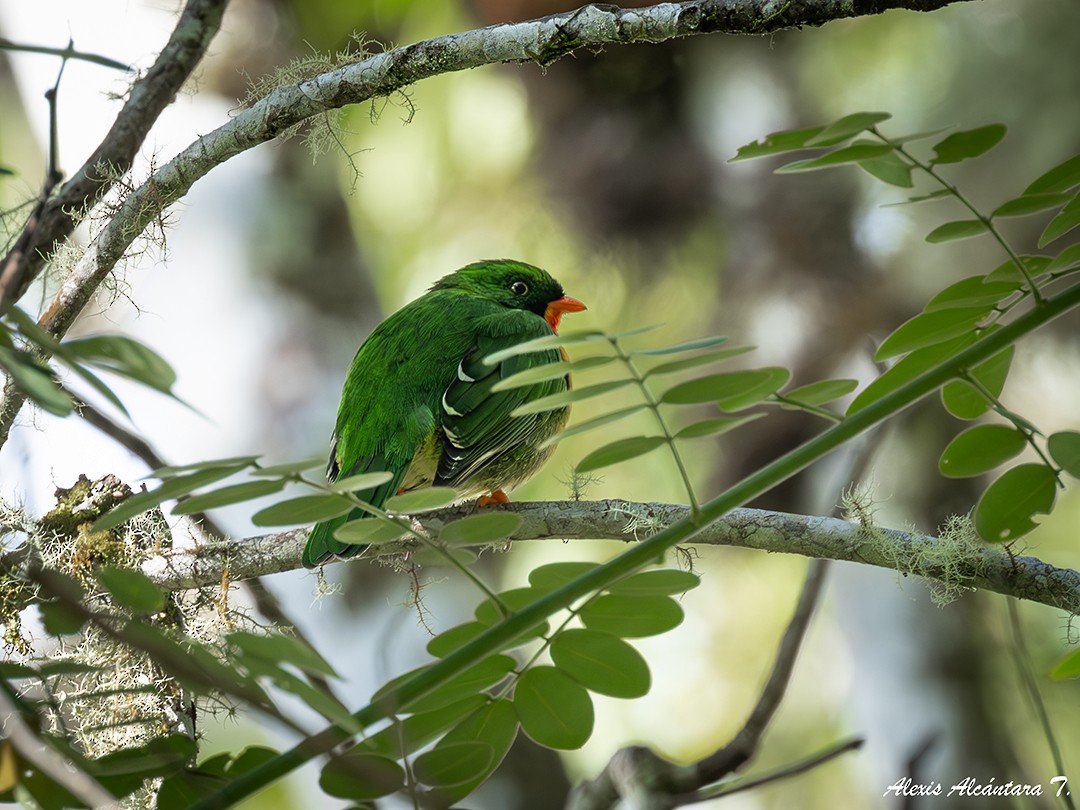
544, 295, 587, 333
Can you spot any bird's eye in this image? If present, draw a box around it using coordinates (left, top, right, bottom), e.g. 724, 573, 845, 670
510, 281, 529, 296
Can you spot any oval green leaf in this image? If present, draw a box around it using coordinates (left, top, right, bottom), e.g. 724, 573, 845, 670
938, 425, 1027, 478
941, 345, 1014, 420
514, 666, 594, 750
474, 587, 547, 625
630, 335, 730, 356
541, 404, 649, 448
661, 367, 790, 409
931, 124, 1006, 164
575, 436, 667, 474
675, 413, 764, 439
1051, 647, 1080, 680
383, 487, 459, 514
413, 741, 493, 788
776, 142, 894, 172
550, 629, 650, 698
875, 307, 988, 361
427, 621, 488, 658
805, 112, 892, 146
528, 561, 602, 592
858, 152, 914, 187
1038, 194, 1080, 247
510, 379, 633, 417
1048, 431, 1080, 478
730, 126, 827, 161
227, 630, 337, 677
427, 699, 519, 807
974, 464, 1058, 543
781, 378, 860, 407
924, 277, 1019, 312
1046, 243, 1080, 274
329, 471, 396, 493
440, 512, 522, 545
991, 192, 1072, 219
409, 547, 478, 568
492, 355, 614, 391
249, 457, 324, 477
1025, 153, 1080, 194
357, 696, 486, 759
251, 494, 353, 527
608, 569, 701, 597
172, 479, 287, 514
319, 750, 404, 800
98, 566, 165, 614
63, 334, 178, 394
406, 655, 517, 714
578, 594, 684, 638
333, 517, 410, 545
925, 219, 992, 243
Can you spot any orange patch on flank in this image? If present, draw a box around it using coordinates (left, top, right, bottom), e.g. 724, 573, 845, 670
477, 489, 510, 507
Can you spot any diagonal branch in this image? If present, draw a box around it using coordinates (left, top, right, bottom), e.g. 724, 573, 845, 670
0, 0, 977, 446
128, 499, 1080, 615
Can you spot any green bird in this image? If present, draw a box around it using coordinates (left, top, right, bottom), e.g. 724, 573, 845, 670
304, 259, 587, 568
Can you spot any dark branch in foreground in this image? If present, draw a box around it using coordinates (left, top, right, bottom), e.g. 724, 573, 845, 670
134, 499, 1080, 615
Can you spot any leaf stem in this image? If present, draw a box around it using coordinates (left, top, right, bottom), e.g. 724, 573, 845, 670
611, 337, 702, 520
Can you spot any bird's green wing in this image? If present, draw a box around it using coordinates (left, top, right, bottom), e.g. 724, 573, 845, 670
437, 311, 566, 488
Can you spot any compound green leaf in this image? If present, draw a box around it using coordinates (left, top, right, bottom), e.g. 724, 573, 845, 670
320, 750, 404, 801
0, 346, 72, 416
578, 594, 684, 638
974, 464, 1057, 543
439, 512, 522, 545
630, 335, 731, 356
514, 667, 594, 750
384, 487, 459, 513
492, 356, 614, 391
938, 425, 1027, 478
643, 346, 753, 377
227, 630, 337, 677
95, 463, 253, 530
171, 479, 286, 514
776, 142, 894, 172
781, 378, 859, 407
329, 471, 396, 493
333, 517, 410, 545
984, 255, 1052, 284
924, 277, 1019, 312
931, 124, 1006, 164
858, 152, 914, 187
426, 699, 519, 806
1048, 431, 1080, 477
675, 413, 764, 439
427, 622, 488, 658
474, 587, 547, 625
98, 566, 165, 614
541, 404, 649, 448
729, 126, 826, 161
528, 561, 601, 592
251, 494, 353, 527
1046, 243, 1080, 275
875, 307, 987, 361
1025, 153, 1080, 194
991, 192, 1072, 219
550, 629, 650, 698
63, 335, 177, 395
661, 367, 790, 410
356, 696, 486, 759
1038, 194, 1080, 247
510, 380, 633, 417
925, 219, 991, 243
608, 569, 700, 597
941, 345, 1014, 420
413, 742, 493, 788
575, 436, 667, 474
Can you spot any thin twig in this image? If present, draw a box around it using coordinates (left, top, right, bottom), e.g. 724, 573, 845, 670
0, 38, 131, 71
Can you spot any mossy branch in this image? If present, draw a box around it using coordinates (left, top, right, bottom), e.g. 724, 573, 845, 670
132, 500, 1080, 615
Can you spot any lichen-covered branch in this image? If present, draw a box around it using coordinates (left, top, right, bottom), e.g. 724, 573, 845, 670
0, 0, 976, 445
139, 500, 1080, 615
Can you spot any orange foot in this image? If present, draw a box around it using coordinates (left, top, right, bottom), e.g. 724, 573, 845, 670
477, 489, 510, 507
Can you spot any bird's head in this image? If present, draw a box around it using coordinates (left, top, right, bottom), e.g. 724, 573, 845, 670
433, 259, 586, 333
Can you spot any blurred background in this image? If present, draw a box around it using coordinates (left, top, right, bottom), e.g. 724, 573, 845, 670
2, 0, 1080, 807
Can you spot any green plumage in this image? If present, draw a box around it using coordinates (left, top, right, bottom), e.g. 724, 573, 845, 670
304, 260, 584, 568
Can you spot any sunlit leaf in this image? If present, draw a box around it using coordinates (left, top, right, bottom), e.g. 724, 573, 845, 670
1048, 431, 1080, 478
938, 425, 1027, 478
925, 219, 991, 243
329, 471, 396, 493
675, 413, 764, 439
991, 192, 1072, 218
661, 367, 789, 410
923, 277, 1019, 311
510, 379, 633, 417
578, 594, 684, 638
1025, 153, 1080, 194
491, 355, 614, 391
941, 345, 1014, 420
729, 126, 826, 161
642, 345, 754, 377
575, 436, 667, 474
931, 124, 1006, 164
171, 479, 286, 514
514, 666, 593, 750
98, 566, 165, 614
974, 464, 1057, 542
1051, 647, 1080, 679
413, 742, 493, 788
439, 512, 522, 545
550, 629, 650, 698
251, 494, 353, 526
776, 142, 894, 172
874, 307, 988, 361
320, 750, 404, 801
383, 487, 459, 513
1038, 194, 1080, 247
608, 569, 701, 597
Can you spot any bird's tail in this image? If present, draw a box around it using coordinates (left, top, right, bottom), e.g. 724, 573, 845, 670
303, 509, 370, 568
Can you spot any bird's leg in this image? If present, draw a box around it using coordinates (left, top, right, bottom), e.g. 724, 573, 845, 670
477, 489, 510, 507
